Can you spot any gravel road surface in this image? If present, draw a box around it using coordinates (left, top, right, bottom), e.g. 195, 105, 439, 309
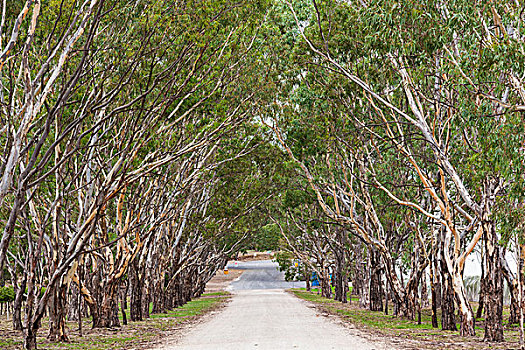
158, 260, 390, 350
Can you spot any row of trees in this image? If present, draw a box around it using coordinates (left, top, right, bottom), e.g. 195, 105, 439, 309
2, 0, 525, 348
265, 0, 525, 344
0, 1, 284, 349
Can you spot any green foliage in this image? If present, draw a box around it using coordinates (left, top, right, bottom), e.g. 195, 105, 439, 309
0, 286, 15, 303
253, 224, 281, 251
274, 251, 305, 281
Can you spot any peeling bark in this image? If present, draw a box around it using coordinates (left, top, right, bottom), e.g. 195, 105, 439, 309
482, 219, 504, 342
369, 249, 383, 312
48, 284, 69, 342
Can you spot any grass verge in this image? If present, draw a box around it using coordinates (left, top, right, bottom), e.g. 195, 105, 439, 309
0, 291, 230, 350
290, 289, 521, 350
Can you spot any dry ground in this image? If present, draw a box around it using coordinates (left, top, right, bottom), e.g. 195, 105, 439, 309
235, 250, 276, 261
291, 288, 522, 350
204, 268, 243, 293
0, 270, 243, 350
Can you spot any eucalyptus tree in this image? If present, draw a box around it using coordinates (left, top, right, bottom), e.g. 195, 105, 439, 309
279, 0, 525, 340
0, 0, 270, 348
275, 199, 336, 299
261, 2, 431, 314
0, 0, 104, 276
266, 107, 432, 317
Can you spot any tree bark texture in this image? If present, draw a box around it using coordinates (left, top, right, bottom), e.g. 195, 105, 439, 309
48, 284, 69, 341
369, 249, 383, 312
129, 262, 143, 321
89, 282, 120, 328
482, 219, 504, 342
440, 255, 457, 331
12, 274, 26, 331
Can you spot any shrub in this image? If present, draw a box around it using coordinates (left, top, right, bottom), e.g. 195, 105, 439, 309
0, 286, 15, 303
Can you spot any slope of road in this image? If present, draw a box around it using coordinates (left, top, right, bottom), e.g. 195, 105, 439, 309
227, 260, 306, 290
156, 260, 391, 350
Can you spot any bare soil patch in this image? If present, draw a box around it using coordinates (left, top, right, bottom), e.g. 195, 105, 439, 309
236, 251, 275, 261
290, 289, 521, 350
204, 269, 243, 293
0, 269, 243, 350
0, 294, 230, 350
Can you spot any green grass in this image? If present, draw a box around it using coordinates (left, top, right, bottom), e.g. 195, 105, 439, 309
290, 289, 521, 350
201, 291, 229, 296
295, 287, 360, 302
292, 289, 337, 303
0, 292, 231, 350
0, 338, 23, 348
332, 307, 435, 330
149, 295, 228, 319
292, 288, 455, 332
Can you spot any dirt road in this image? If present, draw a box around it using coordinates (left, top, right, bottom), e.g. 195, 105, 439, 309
157, 260, 391, 350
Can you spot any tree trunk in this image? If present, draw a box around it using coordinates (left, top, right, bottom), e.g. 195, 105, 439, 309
476, 250, 486, 319
334, 228, 348, 303
321, 277, 332, 299
306, 270, 311, 292
518, 238, 525, 350
334, 253, 344, 302
120, 283, 128, 326
430, 277, 438, 328
357, 259, 369, 308
482, 219, 504, 342
24, 327, 38, 350
334, 259, 348, 303
434, 273, 442, 309
129, 263, 143, 321
421, 272, 429, 308
68, 285, 80, 322
12, 274, 26, 331
369, 249, 383, 312
341, 274, 348, 303
141, 282, 150, 318
48, 284, 69, 341
502, 254, 519, 325
429, 253, 438, 328
510, 283, 519, 325
151, 269, 165, 314
320, 266, 332, 299
353, 270, 360, 296
384, 280, 389, 315
440, 256, 457, 331
382, 254, 414, 319
90, 283, 120, 328
417, 290, 422, 325
451, 269, 475, 336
